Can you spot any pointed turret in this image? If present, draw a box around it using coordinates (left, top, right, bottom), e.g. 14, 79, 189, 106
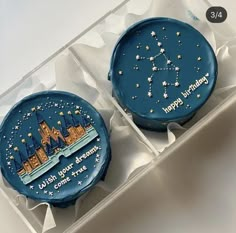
31, 135, 40, 150
60, 112, 72, 129
81, 115, 90, 127
14, 147, 28, 162
57, 136, 65, 148
33, 108, 45, 124
22, 138, 35, 157
49, 137, 59, 150
70, 112, 81, 127
45, 143, 53, 156
57, 120, 69, 138
14, 159, 23, 171
28, 145, 36, 157
10, 156, 22, 172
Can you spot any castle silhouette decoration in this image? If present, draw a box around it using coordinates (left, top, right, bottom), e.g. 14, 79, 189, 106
12, 109, 98, 185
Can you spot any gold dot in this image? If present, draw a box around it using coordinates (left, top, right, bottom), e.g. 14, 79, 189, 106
68, 111, 72, 115
31, 107, 36, 112
57, 121, 61, 125
14, 147, 18, 151
75, 110, 80, 115
28, 133, 32, 137
21, 139, 26, 143
10, 156, 14, 160
59, 112, 64, 116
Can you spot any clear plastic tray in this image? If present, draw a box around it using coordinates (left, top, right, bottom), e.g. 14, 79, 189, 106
0, 0, 235, 232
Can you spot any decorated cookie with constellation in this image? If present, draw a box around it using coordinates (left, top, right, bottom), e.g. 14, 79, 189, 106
0, 91, 111, 207
109, 18, 217, 131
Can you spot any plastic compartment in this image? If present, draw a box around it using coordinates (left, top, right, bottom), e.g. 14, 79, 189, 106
67, 92, 236, 233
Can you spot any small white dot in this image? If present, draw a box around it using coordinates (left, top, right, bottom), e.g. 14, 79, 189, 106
197, 57, 202, 61
177, 55, 182, 59
151, 31, 156, 37
162, 27, 166, 30
152, 66, 158, 71
149, 57, 154, 61
162, 81, 168, 86
147, 77, 152, 83
136, 83, 140, 88
148, 92, 152, 97
118, 70, 123, 75
136, 55, 140, 60
163, 93, 168, 99
205, 73, 209, 77
150, 109, 154, 113
157, 42, 162, 47
197, 94, 201, 98
160, 48, 165, 53
167, 60, 171, 64
175, 82, 180, 87
176, 32, 181, 36
146, 46, 150, 50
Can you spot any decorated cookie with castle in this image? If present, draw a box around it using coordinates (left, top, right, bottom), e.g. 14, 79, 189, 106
0, 91, 111, 207
109, 18, 217, 130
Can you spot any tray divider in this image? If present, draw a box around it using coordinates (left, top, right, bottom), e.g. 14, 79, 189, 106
68, 47, 160, 157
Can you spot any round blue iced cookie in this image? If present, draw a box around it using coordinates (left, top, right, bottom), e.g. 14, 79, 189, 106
0, 91, 111, 207
109, 18, 217, 130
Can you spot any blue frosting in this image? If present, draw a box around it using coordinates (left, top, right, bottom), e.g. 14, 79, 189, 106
109, 18, 217, 130
0, 91, 111, 207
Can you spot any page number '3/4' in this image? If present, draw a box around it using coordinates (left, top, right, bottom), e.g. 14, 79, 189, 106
206, 6, 227, 23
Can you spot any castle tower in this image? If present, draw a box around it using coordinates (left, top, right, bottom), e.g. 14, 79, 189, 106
57, 120, 70, 145
10, 155, 25, 176
14, 147, 32, 173
67, 111, 83, 142
74, 110, 86, 137
57, 136, 65, 148
59, 112, 77, 145
28, 134, 48, 163
33, 108, 62, 144
31, 134, 40, 149
49, 136, 60, 153
45, 142, 53, 156
36, 147, 49, 163
81, 115, 91, 128
23, 138, 41, 170
36, 111, 51, 135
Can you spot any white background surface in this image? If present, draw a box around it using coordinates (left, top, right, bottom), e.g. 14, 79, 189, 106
0, 0, 235, 232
